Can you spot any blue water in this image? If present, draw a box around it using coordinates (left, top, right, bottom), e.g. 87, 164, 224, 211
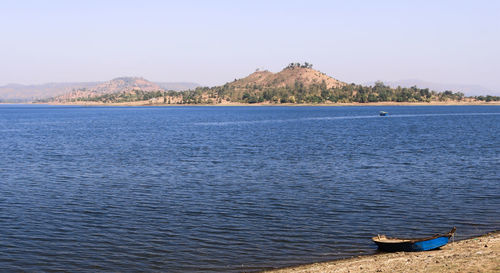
0, 105, 499, 272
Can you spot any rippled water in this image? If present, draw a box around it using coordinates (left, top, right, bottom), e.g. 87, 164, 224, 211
0, 105, 499, 272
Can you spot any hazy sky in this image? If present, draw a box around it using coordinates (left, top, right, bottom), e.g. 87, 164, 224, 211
1, 0, 499, 91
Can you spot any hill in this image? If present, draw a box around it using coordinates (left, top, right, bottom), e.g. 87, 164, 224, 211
173, 63, 497, 104
0, 79, 199, 102
49, 77, 167, 102
201, 63, 348, 103
229, 64, 345, 90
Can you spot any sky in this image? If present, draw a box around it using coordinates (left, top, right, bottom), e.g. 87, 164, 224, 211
1, 0, 499, 93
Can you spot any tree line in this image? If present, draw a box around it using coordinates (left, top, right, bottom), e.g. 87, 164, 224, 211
169, 81, 469, 104
39, 81, 499, 104
474, 95, 500, 102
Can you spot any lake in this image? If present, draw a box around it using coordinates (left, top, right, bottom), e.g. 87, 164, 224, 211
0, 105, 499, 272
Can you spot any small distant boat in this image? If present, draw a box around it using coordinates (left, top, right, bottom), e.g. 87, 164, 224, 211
372, 227, 456, 252
379, 111, 388, 116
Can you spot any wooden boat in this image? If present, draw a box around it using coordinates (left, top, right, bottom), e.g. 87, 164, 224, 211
379, 111, 388, 116
372, 227, 456, 252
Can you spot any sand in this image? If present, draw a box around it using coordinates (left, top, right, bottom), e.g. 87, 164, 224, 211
41, 100, 500, 107
264, 231, 500, 273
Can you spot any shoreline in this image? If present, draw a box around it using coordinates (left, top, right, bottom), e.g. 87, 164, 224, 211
19, 101, 500, 107
263, 231, 500, 273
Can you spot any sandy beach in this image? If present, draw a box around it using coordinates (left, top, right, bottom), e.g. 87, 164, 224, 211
264, 231, 500, 273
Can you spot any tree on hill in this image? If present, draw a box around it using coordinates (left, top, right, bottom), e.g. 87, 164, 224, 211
286, 62, 313, 69
475, 95, 500, 102
302, 62, 313, 68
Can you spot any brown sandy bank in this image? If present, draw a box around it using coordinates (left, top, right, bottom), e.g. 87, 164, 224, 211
264, 231, 499, 273
39, 100, 500, 107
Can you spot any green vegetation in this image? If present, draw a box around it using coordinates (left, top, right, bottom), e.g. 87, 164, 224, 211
474, 95, 500, 102
72, 90, 167, 103
172, 81, 466, 104
43, 81, 496, 105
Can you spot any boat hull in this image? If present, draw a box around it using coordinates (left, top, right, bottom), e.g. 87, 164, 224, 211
412, 236, 450, 251
374, 236, 450, 252
372, 227, 456, 252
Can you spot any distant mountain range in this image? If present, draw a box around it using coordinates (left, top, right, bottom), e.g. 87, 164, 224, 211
0, 79, 199, 102
364, 79, 497, 96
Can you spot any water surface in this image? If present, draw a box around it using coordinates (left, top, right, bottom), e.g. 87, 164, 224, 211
0, 105, 499, 272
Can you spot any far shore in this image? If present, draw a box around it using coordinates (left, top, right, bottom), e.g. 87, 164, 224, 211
26, 100, 500, 107
263, 231, 500, 273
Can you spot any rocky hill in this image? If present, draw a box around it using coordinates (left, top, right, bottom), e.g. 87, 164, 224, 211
229, 64, 346, 90
196, 63, 348, 103
51, 77, 164, 102
93, 77, 162, 93
177, 63, 475, 104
